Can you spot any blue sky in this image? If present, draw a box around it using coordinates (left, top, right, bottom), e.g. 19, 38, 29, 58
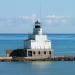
0, 0, 75, 33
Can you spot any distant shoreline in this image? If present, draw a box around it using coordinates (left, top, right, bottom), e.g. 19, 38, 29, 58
0, 33, 75, 35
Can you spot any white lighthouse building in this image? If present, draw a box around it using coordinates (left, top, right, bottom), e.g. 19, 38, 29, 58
24, 20, 53, 59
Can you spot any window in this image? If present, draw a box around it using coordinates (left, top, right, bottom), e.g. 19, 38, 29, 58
44, 51, 46, 55
28, 51, 32, 57
33, 51, 35, 55
49, 51, 51, 54
38, 51, 40, 54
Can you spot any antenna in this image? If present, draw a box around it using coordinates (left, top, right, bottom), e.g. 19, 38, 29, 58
40, 0, 42, 22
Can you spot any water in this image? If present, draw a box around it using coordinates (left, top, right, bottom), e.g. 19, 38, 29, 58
0, 34, 75, 75
0, 34, 75, 56
0, 61, 75, 75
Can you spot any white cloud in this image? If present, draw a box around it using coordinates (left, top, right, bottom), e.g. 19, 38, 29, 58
18, 14, 38, 22
47, 15, 69, 19
0, 16, 74, 33
0, 15, 70, 26
46, 15, 70, 24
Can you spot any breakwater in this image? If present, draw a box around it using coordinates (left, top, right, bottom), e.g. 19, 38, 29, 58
0, 56, 75, 62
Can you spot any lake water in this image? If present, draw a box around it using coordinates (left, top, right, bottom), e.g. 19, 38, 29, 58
0, 61, 75, 75
0, 34, 75, 75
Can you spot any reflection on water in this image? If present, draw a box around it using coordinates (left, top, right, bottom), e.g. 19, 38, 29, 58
32, 61, 52, 69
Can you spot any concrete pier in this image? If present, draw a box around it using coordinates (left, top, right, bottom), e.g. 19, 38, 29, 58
0, 56, 75, 62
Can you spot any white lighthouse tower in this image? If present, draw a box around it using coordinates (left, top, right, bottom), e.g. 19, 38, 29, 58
24, 20, 53, 59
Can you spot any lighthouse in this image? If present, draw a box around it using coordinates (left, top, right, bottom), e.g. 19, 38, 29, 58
24, 20, 53, 59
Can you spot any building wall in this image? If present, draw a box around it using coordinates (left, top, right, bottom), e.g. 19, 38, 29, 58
31, 41, 51, 50
33, 28, 43, 35
27, 50, 51, 59
24, 35, 51, 50
24, 41, 51, 50
6, 49, 53, 59
35, 35, 48, 42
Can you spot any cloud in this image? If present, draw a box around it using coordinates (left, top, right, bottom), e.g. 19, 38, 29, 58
18, 14, 38, 22
18, 14, 70, 24
46, 15, 69, 19
46, 15, 70, 24
0, 15, 38, 26
0, 15, 70, 27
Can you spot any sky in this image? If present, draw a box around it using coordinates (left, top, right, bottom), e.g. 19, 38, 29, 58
0, 0, 75, 33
